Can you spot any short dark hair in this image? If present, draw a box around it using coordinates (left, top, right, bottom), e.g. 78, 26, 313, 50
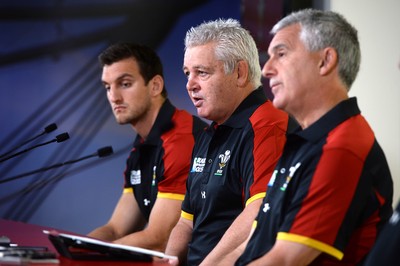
99, 42, 167, 97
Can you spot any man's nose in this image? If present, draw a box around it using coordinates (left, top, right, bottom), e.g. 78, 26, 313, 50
186, 75, 198, 92
108, 87, 122, 103
262, 58, 275, 79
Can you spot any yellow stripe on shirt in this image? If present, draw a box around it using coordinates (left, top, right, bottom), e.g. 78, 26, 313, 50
123, 187, 133, 194
157, 192, 185, 201
181, 210, 194, 221
252, 220, 258, 229
277, 232, 343, 260
246, 192, 266, 206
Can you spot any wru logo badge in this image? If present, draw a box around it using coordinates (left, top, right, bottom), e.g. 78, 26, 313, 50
214, 150, 231, 176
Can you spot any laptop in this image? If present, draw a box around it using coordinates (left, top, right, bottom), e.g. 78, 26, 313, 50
43, 230, 176, 261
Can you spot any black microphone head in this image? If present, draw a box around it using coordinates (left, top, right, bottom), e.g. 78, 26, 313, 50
55, 132, 70, 143
44, 123, 57, 133
97, 146, 113, 157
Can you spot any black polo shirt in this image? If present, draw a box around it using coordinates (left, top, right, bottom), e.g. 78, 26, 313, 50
124, 99, 207, 221
182, 87, 290, 265
236, 98, 393, 265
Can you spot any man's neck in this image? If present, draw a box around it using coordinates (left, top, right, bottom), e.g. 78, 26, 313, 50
132, 98, 166, 140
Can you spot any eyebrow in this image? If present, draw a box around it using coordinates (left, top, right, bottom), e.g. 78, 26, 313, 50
269, 43, 288, 55
116, 73, 134, 80
183, 64, 214, 73
102, 73, 134, 84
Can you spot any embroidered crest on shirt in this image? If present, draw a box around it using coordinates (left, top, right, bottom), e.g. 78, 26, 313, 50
214, 150, 231, 176
280, 162, 301, 191
130, 170, 141, 185
151, 166, 156, 186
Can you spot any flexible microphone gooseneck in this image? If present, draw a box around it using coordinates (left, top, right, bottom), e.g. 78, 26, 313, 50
0, 132, 70, 163
0, 123, 58, 159
0, 146, 114, 184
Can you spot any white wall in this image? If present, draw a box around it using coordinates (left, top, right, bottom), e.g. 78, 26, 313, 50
328, 0, 400, 205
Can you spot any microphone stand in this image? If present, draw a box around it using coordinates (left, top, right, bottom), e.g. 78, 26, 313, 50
0, 146, 113, 184
0, 123, 57, 159
0, 133, 69, 163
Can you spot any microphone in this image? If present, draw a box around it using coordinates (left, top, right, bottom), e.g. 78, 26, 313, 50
61, 146, 114, 164
44, 123, 58, 133
0, 132, 70, 163
0, 146, 113, 184
0, 123, 57, 159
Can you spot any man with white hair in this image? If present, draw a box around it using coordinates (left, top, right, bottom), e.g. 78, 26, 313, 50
165, 18, 292, 265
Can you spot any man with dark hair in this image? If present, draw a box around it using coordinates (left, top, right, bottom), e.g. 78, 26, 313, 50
88, 43, 207, 252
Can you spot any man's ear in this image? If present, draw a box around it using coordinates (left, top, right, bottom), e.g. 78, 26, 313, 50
319, 47, 338, 76
150, 75, 164, 96
237, 60, 249, 87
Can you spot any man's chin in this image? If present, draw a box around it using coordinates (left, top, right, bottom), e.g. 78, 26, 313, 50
197, 110, 210, 120
272, 98, 284, 110
115, 118, 129, 125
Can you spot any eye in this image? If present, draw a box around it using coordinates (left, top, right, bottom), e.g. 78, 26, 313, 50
121, 81, 132, 88
103, 84, 110, 91
198, 70, 207, 77
183, 70, 190, 79
276, 47, 287, 58
278, 51, 286, 57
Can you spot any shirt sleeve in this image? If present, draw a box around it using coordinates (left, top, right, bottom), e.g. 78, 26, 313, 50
279, 148, 368, 259
242, 121, 287, 205
157, 112, 196, 197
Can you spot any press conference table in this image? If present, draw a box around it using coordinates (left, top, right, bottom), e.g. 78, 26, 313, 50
0, 219, 170, 266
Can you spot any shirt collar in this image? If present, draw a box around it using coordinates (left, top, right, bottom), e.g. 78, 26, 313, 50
208, 86, 268, 131
135, 99, 175, 146
292, 97, 361, 143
